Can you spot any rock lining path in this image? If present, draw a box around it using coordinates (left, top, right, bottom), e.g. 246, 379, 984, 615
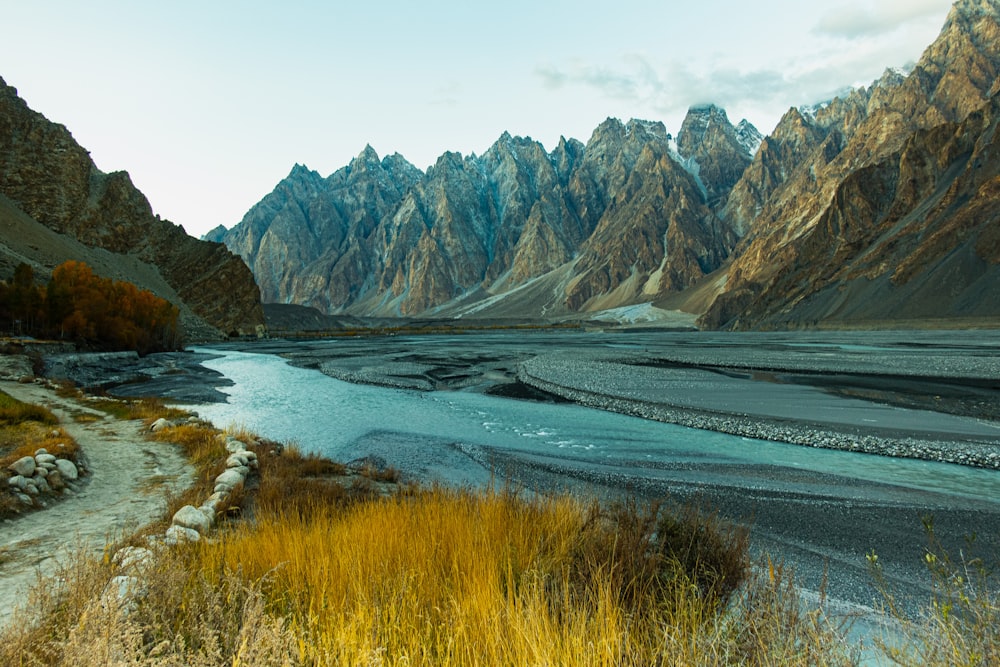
0, 380, 193, 628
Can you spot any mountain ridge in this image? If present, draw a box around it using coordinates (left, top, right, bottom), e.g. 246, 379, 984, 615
217, 110, 758, 319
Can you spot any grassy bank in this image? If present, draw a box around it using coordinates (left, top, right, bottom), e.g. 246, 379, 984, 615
0, 392, 995, 665
0, 389, 80, 518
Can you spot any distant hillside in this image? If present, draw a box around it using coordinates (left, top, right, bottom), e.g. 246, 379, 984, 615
0, 79, 265, 340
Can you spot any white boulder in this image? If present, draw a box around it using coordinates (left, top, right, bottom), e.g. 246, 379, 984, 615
149, 418, 171, 432
225, 438, 247, 453
171, 505, 212, 535
54, 459, 78, 480
214, 468, 245, 492
164, 525, 201, 545
225, 453, 248, 468
113, 546, 155, 571
10, 456, 35, 477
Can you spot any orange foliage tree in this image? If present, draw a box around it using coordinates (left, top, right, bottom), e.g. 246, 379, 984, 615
1, 261, 181, 354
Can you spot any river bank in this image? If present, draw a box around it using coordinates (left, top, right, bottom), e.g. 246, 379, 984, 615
0, 375, 193, 628
152, 329, 1000, 470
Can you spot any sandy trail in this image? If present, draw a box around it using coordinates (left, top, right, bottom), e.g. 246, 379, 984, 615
0, 380, 193, 628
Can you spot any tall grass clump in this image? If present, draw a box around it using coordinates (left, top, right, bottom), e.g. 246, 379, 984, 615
0, 484, 862, 666
166, 488, 848, 666
870, 518, 999, 666
0, 389, 57, 426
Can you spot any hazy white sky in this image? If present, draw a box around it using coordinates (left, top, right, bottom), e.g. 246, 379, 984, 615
2, 0, 955, 237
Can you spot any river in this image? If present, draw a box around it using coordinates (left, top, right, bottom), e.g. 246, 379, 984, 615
185, 338, 1000, 632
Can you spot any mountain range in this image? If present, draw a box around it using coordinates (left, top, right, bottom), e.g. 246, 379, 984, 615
211, 0, 1000, 329
1, 0, 997, 336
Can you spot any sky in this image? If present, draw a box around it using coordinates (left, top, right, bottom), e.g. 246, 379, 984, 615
2, 0, 956, 238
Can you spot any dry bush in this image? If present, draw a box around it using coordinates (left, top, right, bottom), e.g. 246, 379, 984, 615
655, 500, 751, 603
718, 558, 856, 666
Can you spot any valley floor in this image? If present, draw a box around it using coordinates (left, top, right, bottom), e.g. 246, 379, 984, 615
72, 328, 1000, 628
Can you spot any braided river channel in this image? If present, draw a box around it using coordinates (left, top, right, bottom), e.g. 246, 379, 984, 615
185, 330, 1000, 645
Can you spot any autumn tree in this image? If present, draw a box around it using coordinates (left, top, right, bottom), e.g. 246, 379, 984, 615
1, 260, 181, 353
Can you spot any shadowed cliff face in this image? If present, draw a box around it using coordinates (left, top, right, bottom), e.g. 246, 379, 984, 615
700, 0, 1000, 330
222, 113, 756, 318
0, 78, 265, 338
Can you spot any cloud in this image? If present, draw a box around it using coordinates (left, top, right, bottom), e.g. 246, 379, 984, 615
535, 55, 813, 123
813, 0, 952, 38
429, 82, 463, 108
532, 43, 915, 135
536, 58, 659, 101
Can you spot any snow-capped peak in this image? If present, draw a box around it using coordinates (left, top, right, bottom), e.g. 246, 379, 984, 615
735, 120, 764, 157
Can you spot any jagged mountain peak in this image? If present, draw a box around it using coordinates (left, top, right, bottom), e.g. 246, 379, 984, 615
735, 120, 764, 157
677, 105, 735, 155
947, 0, 1000, 25
486, 131, 544, 159
425, 150, 469, 179
285, 163, 324, 187
289, 162, 314, 175
874, 66, 909, 90
625, 118, 668, 139
347, 145, 384, 174
381, 152, 422, 178
585, 117, 670, 155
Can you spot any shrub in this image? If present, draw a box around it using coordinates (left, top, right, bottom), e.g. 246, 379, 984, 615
870, 517, 999, 666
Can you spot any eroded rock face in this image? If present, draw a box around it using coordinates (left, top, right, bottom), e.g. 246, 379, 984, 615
220, 115, 755, 317
0, 79, 265, 338
701, 0, 1000, 330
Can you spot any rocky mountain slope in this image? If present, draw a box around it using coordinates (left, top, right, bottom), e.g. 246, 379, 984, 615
217, 0, 998, 329
0, 78, 265, 339
702, 0, 1000, 329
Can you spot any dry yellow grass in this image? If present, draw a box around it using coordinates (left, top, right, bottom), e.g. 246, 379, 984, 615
176, 488, 850, 666
0, 484, 858, 666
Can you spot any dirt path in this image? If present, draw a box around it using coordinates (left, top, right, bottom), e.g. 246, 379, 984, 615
0, 380, 194, 628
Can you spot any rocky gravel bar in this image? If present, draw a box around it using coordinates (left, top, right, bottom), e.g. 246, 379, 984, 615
518, 350, 1000, 470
